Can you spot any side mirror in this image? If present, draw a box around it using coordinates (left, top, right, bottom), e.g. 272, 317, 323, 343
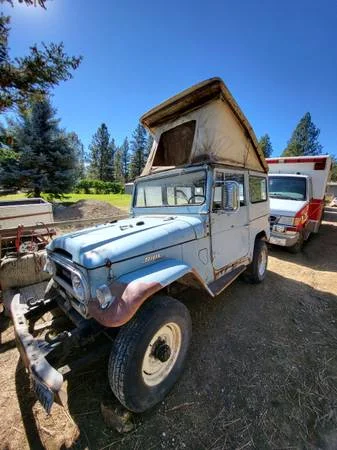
213, 180, 240, 213
223, 180, 240, 212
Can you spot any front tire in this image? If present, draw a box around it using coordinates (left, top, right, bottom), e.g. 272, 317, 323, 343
108, 295, 192, 412
287, 232, 304, 254
244, 238, 268, 284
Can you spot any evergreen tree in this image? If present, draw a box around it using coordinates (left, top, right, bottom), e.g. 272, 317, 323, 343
282, 113, 322, 156
4, 98, 77, 197
331, 156, 337, 182
258, 134, 273, 158
88, 124, 114, 181
67, 131, 85, 179
114, 148, 124, 182
129, 124, 147, 180
120, 137, 130, 182
0, 14, 81, 113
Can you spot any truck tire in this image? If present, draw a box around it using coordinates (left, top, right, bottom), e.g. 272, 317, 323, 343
244, 238, 268, 284
108, 295, 192, 412
287, 232, 304, 254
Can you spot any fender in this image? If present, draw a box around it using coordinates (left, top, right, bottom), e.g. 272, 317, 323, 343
87, 258, 204, 327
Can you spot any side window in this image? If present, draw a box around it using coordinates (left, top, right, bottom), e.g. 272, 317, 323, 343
249, 176, 267, 203
212, 171, 245, 210
224, 173, 245, 206
213, 171, 224, 211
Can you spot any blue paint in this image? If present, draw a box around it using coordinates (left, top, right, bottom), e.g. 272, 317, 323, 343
119, 258, 192, 287
48, 215, 205, 269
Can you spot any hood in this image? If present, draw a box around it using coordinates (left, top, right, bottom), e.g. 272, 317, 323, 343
48, 215, 205, 269
269, 198, 308, 217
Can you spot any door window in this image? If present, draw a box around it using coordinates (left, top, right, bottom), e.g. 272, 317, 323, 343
249, 176, 267, 203
213, 171, 245, 211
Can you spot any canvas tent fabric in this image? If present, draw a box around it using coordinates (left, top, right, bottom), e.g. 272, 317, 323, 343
140, 78, 267, 176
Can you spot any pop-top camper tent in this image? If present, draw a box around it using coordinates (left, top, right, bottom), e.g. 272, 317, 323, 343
141, 77, 267, 176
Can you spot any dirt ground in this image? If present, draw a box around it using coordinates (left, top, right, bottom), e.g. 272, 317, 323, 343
53, 200, 124, 222
0, 208, 337, 450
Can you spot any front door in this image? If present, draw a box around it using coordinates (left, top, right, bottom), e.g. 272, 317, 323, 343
211, 169, 249, 270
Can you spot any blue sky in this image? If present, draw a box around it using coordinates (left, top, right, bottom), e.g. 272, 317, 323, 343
2, 0, 337, 157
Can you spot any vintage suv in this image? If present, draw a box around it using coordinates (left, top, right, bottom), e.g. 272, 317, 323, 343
11, 78, 270, 414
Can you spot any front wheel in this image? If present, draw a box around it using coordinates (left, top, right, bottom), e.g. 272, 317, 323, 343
108, 295, 192, 412
287, 232, 304, 254
244, 238, 268, 284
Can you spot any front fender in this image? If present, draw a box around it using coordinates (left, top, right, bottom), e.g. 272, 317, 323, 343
87, 259, 197, 327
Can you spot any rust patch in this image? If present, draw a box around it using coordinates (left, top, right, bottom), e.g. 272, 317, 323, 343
87, 280, 163, 328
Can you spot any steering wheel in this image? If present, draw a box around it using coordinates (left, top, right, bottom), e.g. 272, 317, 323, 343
175, 189, 189, 202
188, 194, 206, 204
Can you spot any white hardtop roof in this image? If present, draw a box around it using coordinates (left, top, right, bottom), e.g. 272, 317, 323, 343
268, 173, 310, 178
140, 78, 268, 175
267, 155, 330, 162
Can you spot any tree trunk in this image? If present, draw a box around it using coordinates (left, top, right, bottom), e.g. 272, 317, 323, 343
34, 187, 41, 197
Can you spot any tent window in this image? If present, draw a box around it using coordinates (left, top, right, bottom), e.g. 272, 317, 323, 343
153, 120, 196, 167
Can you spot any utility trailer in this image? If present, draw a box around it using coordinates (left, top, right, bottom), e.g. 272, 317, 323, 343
0, 198, 55, 257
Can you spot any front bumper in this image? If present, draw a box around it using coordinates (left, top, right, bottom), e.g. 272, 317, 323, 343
269, 230, 300, 247
10, 293, 66, 414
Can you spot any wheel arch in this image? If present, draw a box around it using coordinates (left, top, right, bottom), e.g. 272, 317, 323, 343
87, 258, 207, 327
254, 230, 268, 242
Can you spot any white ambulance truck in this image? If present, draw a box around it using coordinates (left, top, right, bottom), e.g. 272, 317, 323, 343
266, 155, 331, 253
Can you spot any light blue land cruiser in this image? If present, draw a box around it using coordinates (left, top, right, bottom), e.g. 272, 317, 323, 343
11, 78, 270, 413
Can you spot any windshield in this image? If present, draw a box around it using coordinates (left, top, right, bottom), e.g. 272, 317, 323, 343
268, 176, 307, 201
134, 170, 207, 207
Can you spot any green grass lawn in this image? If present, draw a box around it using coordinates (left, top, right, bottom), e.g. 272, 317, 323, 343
0, 192, 132, 211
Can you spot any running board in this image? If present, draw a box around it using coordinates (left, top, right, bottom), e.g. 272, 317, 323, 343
208, 266, 246, 297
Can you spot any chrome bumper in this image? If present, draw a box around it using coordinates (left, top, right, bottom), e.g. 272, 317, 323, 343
269, 230, 300, 247
10, 294, 67, 414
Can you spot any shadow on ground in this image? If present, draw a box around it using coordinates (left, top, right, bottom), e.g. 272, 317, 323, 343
269, 219, 337, 273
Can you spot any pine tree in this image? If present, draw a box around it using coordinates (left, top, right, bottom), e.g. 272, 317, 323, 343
129, 124, 147, 180
258, 134, 273, 158
88, 124, 114, 181
67, 131, 85, 179
282, 113, 322, 156
114, 148, 124, 182
7, 98, 77, 197
331, 156, 337, 182
120, 137, 130, 182
0, 15, 81, 113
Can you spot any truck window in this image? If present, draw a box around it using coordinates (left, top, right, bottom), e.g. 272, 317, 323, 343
249, 176, 267, 203
268, 176, 306, 201
134, 170, 206, 207
213, 172, 245, 210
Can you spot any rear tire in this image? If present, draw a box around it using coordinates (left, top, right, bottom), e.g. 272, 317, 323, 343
244, 238, 268, 284
108, 295, 192, 412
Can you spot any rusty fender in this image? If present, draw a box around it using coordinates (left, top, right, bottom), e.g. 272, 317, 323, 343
87, 258, 208, 327
88, 280, 163, 327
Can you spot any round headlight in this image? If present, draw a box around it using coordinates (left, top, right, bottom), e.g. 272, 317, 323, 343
71, 273, 85, 300
96, 284, 115, 309
43, 258, 56, 276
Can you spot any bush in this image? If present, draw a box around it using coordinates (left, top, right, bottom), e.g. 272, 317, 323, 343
75, 179, 125, 195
